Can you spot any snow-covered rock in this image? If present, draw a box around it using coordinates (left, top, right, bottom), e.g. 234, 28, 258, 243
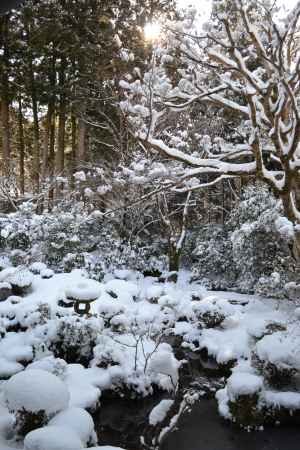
49, 407, 97, 446
227, 372, 264, 401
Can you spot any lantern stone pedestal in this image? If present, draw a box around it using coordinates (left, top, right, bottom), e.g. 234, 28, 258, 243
73, 298, 95, 315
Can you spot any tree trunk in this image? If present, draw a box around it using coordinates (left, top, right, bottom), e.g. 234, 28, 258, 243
31, 79, 40, 194
56, 60, 66, 175
1, 99, 10, 177
0, 15, 11, 176
24, 20, 40, 193
17, 97, 25, 195
77, 117, 86, 164
168, 239, 181, 273
70, 114, 77, 188
48, 54, 56, 210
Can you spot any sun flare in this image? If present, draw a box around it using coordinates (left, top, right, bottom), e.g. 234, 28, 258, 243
144, 22, 161, 41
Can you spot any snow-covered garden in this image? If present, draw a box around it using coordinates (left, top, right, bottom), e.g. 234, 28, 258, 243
0, 254, 299, 449
1, 0, 300, 448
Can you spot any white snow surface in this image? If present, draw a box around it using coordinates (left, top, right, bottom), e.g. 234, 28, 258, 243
256, 332, 300, 369
65, 279, 101, 301
48, 407, 97, 446
0, 269, 298, 448
24, 426, 83, 450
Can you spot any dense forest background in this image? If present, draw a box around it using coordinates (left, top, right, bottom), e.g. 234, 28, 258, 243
0, 0, 177, 202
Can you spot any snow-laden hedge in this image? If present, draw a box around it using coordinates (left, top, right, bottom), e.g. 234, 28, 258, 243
190, 183, 299, 297
0, 204, 167, 278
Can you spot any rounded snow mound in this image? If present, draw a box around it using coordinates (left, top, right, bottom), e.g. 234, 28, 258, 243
65, 280, 101, 301
4, 369, 70, 414
24, 425, 83, 450
49, 407, 96, 446
227, 372, 263, 401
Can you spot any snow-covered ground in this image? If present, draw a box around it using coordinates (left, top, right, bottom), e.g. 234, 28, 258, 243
0, 267, 299, 448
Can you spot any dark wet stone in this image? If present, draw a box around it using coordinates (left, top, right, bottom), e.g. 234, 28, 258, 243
0, 284, 12, 301
161, 399, 300, 450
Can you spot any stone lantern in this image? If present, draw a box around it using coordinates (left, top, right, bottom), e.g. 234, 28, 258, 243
65, 280, 101, 315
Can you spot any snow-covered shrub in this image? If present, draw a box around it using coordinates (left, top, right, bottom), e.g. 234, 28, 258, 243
50, 316, 103, 366
252, 332, 300, 389
191, 183, 299, 296
6, 268, 33, 296
4, 369, 69, 437
190, 225, 236, 291
63, 252, 86, 273
228, 184, 297, 296
8, 231, 31, 251
1, 301, 51, 334
10, 250, 28, 267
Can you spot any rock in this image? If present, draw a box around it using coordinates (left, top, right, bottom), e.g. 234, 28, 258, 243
227, 372, 264, 426
0, 282, 12, 301
284, 282, 300, 300
159, 271, 178, 283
